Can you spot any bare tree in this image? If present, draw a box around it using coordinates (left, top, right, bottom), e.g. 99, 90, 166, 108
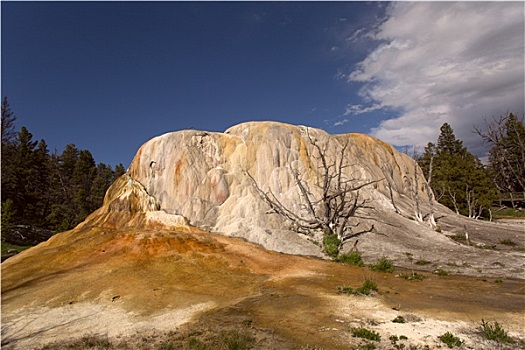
474, 113, 525, 206
246, 129, 381, 256
447, 187, 461, 215
404, 147, 423, 223
425, 147, 437, 228
382, 163, 401, 215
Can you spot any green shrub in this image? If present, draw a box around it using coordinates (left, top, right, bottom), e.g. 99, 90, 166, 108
369, 257, 394, 272
500, 239, 516, 246
337, 279, 378, 296
435, 268, 449, 276
481, 319, 514, 343
1, 199, 15, 242
439, 332, 464, 348
219, 330, 255, 350
392, 316, 406, 323
399, 272, 425, 281
415, 259, 431, 265
323, 233, 341, 258
450, 234, 467, 243
351, 327, 381, 341
389, 335, 399, 344
335, 251, 364, 266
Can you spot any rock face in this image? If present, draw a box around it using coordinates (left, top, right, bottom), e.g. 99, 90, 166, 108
83, 121, 432, 256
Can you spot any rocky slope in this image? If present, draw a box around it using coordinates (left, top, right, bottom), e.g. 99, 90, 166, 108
2, 121, 524, 349
82, 121, 431, 255
78, 121, 524, 276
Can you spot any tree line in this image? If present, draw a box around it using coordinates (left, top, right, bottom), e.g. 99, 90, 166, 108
1, 97, 125, 242
417, 113, 524, 220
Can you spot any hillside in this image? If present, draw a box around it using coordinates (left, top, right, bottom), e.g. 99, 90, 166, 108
2, 122, 524, 349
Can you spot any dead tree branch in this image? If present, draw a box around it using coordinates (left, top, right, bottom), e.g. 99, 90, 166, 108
246, 128, 382, 256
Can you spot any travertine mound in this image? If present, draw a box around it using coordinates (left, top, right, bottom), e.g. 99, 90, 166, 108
82, 121, 433, 256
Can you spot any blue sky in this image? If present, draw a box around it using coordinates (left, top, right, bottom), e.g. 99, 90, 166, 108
2, 2, 524, 167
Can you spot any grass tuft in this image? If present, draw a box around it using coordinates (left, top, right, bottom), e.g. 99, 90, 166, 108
439, 332, 464, 348
435, 268, 449, 276
369, 257, 394, 272
481, 319, 514, 343
323, 233, 341, 258
350, 327, 381, 341
398, 272, 425, 281
415, 260, 431, 266
499, 239, 517, 246
335, 251, 365, 267
337, 279, 378, 296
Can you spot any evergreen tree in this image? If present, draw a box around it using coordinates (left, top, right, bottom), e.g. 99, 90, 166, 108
113, 163, 126, 180
2, 97, 18, 205
32, 140, 52, 225
47, 144, 80, 230
12, 127, 39, 223
419, 123, 497, 218
436, 123, 465, 156
1, 98, 125, 241
73, 150, 97, 222
91, 163, 114, 209
1, 96, 17, 146
1, 199, 16, 242
475, 113, 525, 208
490, 114, 524, 193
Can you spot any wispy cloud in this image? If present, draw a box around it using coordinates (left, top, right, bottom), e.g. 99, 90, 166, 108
343, 103, 383, 116
333, 119, 349, 127
344, 2, 524, 155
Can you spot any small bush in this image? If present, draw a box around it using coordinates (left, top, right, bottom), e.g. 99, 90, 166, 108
323, 233, 341, 258
335, 251, 364, 266
450, 234, 467, 243
220, 330, 255, 350
500, 239, 516, 246
389, 335, 399, 344
481, 319, 514, 343
399, 272, 425, 281
392, 316, 406, 323
351, 327, 381, 341
439, 332, 464, 348
337, 279, 378, 296
369, 257, 394, 272
435, 268, 449, 276
415, 260, 431, 266
356, 279, 378, 295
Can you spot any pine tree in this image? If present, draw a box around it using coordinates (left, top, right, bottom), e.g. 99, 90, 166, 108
1, 98, 125, 240
419, 123, 497, 218
475, 113, 525, 208
1, 96, 17, 145
12, 127, 39, 223
1, 97, 17, 206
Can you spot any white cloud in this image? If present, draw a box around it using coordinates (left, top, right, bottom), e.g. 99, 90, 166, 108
345, 2, 524, 156
333, 119, 349, 127
343, 103, 384, 116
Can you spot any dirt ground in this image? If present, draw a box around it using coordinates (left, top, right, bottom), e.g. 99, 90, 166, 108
2, 225, 524, 349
